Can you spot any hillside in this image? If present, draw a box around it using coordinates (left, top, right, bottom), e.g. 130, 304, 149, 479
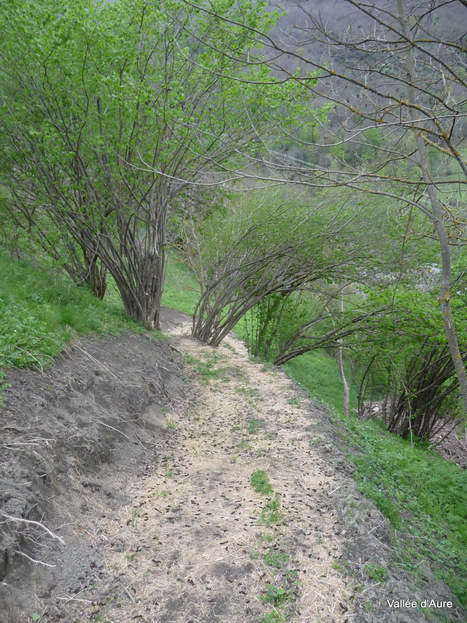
269, 0, 466, 72
0, 1, 466, 620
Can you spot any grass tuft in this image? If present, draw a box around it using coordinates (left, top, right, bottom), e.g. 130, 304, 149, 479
161, 252, 201, 314
250, 469, 273, 495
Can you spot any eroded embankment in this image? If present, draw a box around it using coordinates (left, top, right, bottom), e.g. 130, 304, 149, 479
0, 321, 183, 622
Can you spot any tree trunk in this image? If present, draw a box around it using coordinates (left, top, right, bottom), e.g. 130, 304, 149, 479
337, 287, 350, 417
119, 285, 162, 330
114, 250, 165, 330
397, 0, 467, 413
84, 249, 107, 300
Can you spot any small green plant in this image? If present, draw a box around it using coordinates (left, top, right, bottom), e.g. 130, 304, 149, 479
287, 396, 301, 407
248, 418, 264, 434
260, 496, 284, 526
185, 354, 228, 383
261, 584, 291, 606
250, 470, 273, 495
0, 371, 10, 407
264, 548, 289, 569
257, 532, 273, 544
366, 563, 387, 584
260, 610, 286, 623
31, 614, 41, 622
130, 508, 141, 527
332, 559, 349, 575
236, 386, 257, 397
247, 398, 260, 411
167, 421, 177, 430
285, 568, 298, 581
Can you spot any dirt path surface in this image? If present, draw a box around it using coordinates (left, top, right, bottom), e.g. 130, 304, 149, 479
1, 309, 464, 623
99, 321, 353, 623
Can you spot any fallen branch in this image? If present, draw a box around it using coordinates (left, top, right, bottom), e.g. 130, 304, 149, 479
57, 596, 93, 604
1, 512, 65, 544
120, 582, 136, 603
15, 346, 44, 373
74, 346, 121, 381
14, 550, 56, 568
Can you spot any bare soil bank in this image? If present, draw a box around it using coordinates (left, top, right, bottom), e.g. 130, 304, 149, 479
0, 309, 464, 622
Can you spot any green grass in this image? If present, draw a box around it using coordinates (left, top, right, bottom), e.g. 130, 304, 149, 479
249, 471, 297, 621
260, 612, 286, 623
247, 418, 264, 434
346, 416, 467, 605
284, 349, 358, 414
366, 563, 387, 584
250, 469, 273, 495
283, 350, 467, 608
264, 548, 290, 569
161, 252, 201, 315
184, 353, 229, 384
0, 249, 202, 374
260, 584, 293, 606
259, 496, 284, 527
0, 252, 145, 370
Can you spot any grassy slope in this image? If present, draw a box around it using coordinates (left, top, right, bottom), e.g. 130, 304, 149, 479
0, 253, 145, 370
285, 350, 467, 609
284, 350, 358, 414
0, 250, 200, 372
161, 252, 201, 315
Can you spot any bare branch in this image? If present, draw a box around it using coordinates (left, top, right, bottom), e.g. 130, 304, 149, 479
1, 512, 65, 544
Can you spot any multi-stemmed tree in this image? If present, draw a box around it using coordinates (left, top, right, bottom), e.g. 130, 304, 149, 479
0, 0, 321, 328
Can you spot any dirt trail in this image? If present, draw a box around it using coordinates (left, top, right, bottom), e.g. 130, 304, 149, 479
99, 320, 353, 623
1, 311, 464, 623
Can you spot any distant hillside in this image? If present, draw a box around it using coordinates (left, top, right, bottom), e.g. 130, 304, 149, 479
270, 0, 466, 67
